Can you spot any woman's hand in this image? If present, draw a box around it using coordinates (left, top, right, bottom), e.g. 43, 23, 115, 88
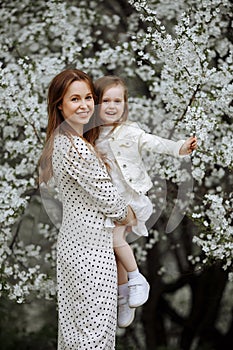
179, 136, 197, 155
116, 205, 137, 227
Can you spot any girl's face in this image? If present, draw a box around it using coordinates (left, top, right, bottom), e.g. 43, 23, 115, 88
99, 84, 125, 125
59, 80, 94, 134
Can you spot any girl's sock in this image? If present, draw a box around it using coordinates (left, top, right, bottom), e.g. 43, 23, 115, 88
118, 282, 128, 297
128, 268, 139, 280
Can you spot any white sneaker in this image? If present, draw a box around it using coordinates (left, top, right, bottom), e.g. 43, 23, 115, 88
128, 273, 150, 308
117, 295, 135, 328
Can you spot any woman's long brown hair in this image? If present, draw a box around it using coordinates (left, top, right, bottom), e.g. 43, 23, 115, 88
84, 75, 129, 145
39, 68, 96, 184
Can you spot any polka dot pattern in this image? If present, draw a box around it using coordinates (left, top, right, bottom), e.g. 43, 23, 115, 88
52, 134, 127, 349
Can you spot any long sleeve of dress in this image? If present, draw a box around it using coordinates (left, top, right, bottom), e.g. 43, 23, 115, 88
61, 135, 127, 222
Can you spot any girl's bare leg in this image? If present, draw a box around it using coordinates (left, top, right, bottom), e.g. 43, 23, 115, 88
113, 226, 150, 310
114, 244, 137, 272
113, 226, 137, 273
113, 226, 149, 327
114, 229, 136, 328
115, 256, 128, 285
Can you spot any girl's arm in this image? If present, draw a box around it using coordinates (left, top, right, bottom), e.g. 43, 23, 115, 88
138, 131, 185, 157
138, 126, 197, 157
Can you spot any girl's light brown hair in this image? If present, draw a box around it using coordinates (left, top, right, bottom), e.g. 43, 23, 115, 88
39, 68, 96, 184
84, 75, 128, 145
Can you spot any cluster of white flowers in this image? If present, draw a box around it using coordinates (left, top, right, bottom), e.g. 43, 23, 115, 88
0, 0, 232, 301
127, 0, 233, 262
192, 193, 233, 269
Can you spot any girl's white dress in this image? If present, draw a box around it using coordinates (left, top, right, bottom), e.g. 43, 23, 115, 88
52, 134, 127, 350
96, 126, 153, 237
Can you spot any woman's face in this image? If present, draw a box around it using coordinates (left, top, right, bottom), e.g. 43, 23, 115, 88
99, 84, 125, 125
59, 80, 95, 134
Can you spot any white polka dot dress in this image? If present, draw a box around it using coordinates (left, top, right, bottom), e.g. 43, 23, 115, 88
52, 134, 127, 350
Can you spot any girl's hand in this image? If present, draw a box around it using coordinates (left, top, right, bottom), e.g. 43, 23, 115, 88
179, 136, 197, 155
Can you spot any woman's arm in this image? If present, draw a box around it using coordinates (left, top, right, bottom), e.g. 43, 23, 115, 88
62, 136, 128, 222
116, 205, 137, 226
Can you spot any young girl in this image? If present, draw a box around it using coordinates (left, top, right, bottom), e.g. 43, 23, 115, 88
39, 69, 136, 349
86, 75, 197, 328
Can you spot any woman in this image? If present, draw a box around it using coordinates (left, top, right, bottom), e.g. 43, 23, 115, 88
39, 69, 135, 349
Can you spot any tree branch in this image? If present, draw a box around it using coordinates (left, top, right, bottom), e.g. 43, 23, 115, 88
169, 83, 201, 139
17, 107, 43, 144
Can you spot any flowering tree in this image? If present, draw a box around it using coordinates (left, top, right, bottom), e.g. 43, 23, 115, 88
0, 0, 232, 348
128, 0, 233, 269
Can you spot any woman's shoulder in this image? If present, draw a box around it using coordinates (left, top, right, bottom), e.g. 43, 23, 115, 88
70, 134, 91, 150
54, 134, 70, 153
54, 133, 94, 157
54, 133, 88, 147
